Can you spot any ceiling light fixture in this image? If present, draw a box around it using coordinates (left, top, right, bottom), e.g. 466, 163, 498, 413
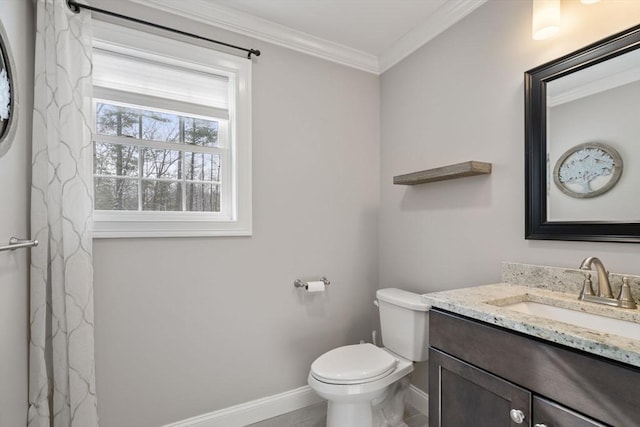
532, 0, 561, 40
580, 0, 601, 4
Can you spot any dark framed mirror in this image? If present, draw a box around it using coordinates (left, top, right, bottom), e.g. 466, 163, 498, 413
525, 24, 640, 243
0, 19, 16, 158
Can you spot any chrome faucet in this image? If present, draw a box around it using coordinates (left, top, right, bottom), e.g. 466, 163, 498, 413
579, 256, 613, 298
578, 257, 637, 309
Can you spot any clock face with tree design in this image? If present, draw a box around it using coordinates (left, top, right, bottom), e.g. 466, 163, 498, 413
0, 20, 15, 158
553, 142, 623, 199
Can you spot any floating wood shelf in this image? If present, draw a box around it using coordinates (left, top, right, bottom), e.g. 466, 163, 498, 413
393, 161, 492, 185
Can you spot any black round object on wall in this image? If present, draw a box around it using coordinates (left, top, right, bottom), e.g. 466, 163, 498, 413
0, 20, 16, 158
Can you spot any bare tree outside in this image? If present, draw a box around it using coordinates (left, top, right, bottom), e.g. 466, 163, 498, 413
184, 116, 220, 212
94, 102, 222, 212
94, 103, 141, 210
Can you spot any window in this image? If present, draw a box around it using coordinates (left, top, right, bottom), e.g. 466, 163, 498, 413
94, 101, 226, 213
91, 21, 251, 237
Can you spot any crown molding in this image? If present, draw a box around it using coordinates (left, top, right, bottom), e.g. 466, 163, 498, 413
548, 67, 639, 107
126, 0, 378, 73
378, 0, 487, 73
126, 0, 486, 75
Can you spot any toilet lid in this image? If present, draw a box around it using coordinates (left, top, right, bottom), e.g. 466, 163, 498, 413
311, 343, 398, 385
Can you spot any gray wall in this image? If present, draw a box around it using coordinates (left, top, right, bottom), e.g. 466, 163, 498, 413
90, 2, 380, 426
548, 82, 640, 221
380, 0, 640, 391
0, 1, 34, 426
7, 1, 638, 425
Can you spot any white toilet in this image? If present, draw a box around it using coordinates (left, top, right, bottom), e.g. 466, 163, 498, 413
308, 288, 429, 427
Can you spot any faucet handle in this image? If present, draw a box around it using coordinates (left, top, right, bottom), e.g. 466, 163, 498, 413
616, 277, 637, 309
578, 273, 595, 300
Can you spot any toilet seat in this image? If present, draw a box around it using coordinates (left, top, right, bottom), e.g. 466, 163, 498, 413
310, 343, 398, 385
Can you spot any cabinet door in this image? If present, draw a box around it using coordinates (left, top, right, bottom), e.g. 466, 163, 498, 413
429, 348, 531, 427
533, 396, 609, 427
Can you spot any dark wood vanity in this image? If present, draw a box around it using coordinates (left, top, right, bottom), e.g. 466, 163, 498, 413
429, 309, 640, 427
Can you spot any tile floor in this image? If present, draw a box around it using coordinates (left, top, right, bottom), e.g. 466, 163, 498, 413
247, 401, 428, 427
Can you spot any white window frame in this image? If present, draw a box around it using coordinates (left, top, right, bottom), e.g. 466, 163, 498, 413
91, 21, 252, 238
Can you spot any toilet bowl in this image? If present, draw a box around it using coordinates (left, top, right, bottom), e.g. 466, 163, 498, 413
308, 288, 429, 427
308, 344, 413, 427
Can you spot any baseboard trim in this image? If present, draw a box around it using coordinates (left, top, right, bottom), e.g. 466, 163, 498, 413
164, 384, 429, 426
408, 385, 429, 415
162, 386, 323, 427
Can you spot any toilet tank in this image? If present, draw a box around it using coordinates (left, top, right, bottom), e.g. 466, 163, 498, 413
376, 288, 429, 362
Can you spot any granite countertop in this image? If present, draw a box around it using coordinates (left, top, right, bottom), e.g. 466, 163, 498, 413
422, 283, 640, 368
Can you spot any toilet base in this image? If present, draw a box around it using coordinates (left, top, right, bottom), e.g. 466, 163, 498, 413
327, 401, 373, 427
322, 375, 411, 427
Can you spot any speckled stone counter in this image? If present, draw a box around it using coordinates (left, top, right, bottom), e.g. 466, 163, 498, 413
422, 263, 640, 368
501, 261, 640, 296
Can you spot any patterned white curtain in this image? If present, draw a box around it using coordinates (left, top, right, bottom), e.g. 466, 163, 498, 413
29, 0, 98, 426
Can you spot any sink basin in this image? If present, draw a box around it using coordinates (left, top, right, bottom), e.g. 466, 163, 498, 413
502, 301, 640, 341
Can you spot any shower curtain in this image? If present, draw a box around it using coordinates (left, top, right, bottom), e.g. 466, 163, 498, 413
29, 0, 98, 426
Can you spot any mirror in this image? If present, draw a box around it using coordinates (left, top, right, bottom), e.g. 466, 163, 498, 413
525, 24, 640, 243
0, 19, 16, 158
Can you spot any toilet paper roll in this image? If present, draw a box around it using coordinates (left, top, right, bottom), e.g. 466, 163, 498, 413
306, 281, 326, 293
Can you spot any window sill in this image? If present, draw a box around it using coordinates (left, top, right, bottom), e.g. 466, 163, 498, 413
93, 212, 252, 238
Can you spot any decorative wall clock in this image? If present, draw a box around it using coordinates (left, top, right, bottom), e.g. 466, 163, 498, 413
552, 142, 623, 199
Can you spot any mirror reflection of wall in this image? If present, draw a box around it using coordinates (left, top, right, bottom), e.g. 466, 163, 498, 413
546, 49, 640, 222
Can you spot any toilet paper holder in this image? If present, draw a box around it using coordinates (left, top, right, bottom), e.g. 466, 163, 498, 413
294, 277, 331, 289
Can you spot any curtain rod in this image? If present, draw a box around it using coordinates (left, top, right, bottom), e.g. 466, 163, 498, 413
66, 0, 261, 59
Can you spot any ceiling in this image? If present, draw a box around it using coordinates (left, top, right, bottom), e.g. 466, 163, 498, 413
210, 0, 449, 55
130, 0, 487, 74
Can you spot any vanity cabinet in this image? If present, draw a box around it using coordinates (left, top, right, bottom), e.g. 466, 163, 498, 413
533, 396, 606, 427
429, 309, 640, 427
430, 349, 531, 426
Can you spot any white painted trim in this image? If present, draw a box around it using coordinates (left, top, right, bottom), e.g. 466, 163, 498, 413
162, 386, 323, 427
126, 0, 486, 75
128, 0, 379, 74
547, 67, 640, 107
378, 0, 488, 73
408, 385, 429, 416
162, 384, 428, 427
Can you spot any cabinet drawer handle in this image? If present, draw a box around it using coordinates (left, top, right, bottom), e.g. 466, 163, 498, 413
509, 409, 525, 424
